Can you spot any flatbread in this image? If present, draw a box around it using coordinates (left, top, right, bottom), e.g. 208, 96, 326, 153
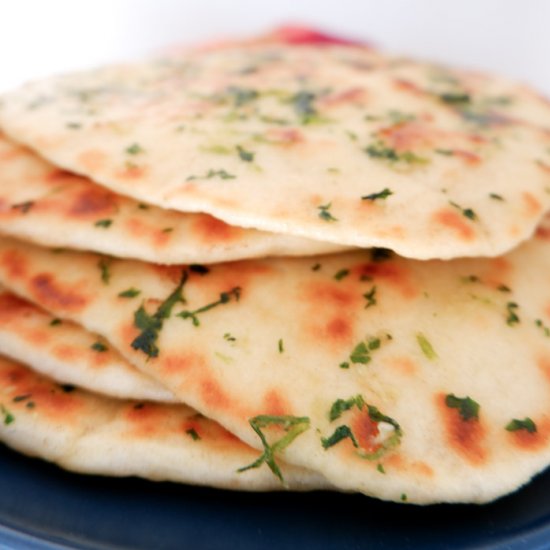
0, 134, 347, 264
1, 44, 550, 259
0, 355, 327, 490
0, 288, 175, 402
1, 230, 550, 504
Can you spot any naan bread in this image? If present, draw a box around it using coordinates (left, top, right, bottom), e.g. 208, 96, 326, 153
0, 355, 326, 490
1, 229, 550, 504
0, 288, 175, 402
1, 44, 550, 258
0, 134, 345, 263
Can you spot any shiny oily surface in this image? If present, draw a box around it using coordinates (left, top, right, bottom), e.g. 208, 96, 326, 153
0, 445, 548, 549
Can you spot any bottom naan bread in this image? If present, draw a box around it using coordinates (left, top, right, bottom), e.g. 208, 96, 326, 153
2, 231, 550, 504
0, 355, 328, 491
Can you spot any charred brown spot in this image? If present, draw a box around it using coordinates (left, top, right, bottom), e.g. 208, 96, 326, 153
191, 214, 242, 244
324, 316, 353, 342
124, 217, 172, 248
160, 353, 205, 374
0, 249, 28, 279
437, 393, 487, 465
115, 165, 147, 180
52, 344, 80, 363
304, 281, 359, 308
78, 149, 107, 171
125, 403, 168, 437
0, 292, 34, 320
200, 377, 231, 411
355, 262, 418, 299
46, 168, 77, 182
30, 273, 89, 312
432, 208, 476, 241
387, 356, 418, 376
68, 187, 117, 218
507, 417, 550, 451
522, 192, 542, 216
537, 357, 550, 385
262, 389, 290, 416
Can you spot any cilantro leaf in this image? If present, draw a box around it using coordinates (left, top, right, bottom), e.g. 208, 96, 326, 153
506, 417, 537, 434
445, 394, 480, 421
178, 287, 241, 327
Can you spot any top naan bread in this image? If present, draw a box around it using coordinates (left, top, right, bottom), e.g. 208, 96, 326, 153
1, 44, 550, 259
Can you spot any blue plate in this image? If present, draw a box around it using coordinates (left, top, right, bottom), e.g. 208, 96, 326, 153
0, 443, 549, 550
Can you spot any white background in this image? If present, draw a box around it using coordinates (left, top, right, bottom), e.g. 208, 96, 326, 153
0, 0, 549, 95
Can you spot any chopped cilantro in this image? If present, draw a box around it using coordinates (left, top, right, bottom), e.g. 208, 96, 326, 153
12, 394, 31, 403
49, 318, 62, 326
278, 339, 284, 353
506, 418, 537, 434
497, 284, 511, 293
177, 287, 241, 327
226, 86, 259, 107
365, 142, 428, 165
238, 415, 310, 484
489, 193, 504, 201
66, 122, 82, 130
361, 188, 393, 202
11, 201, 34, 214
506, 302, 520, 326
224, 333, 236, 342
91, 341, 108, 352
162, 227, 173, 233
363, 286, 377, 309
186, 428, 201, 441
186, 169, 236, 181
1, 405, 14, 425
339, 362, 350, 369
318, 202, 337, 222
445, 394, 480, 421
329, 395, 365, 422
401, 493, 408, 502
311, 263, 321, 271
435, 148, 454, 156
236, 145, 255, 162
438, 92, 471, 105
341, 336, 386, 369
321, 425, 359, 449
126, 143, 144, 155
290, 90, 318, 123
118, 288, 141, 298
377, 463, 386, 474
131, 270, 188, 358
94, 219, 112, 228
535, 319, 550, 337
98, 258, 111, 284
416, 333, 437, 360
334, 269, 350, 281
449, 201, 477, 221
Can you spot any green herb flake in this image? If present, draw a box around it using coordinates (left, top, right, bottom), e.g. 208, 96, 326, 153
94, 219, 113, 228
178, 287, 241, 327
118, 288, 141, 298
186, 169, 237, 181
125, 143, 144, 155
224, 333, 236, 342
236, 145, 255, 163
278, 339, 284, 353
290, 90, 317, 123
321, 424, 359, 449
435, 148, 454, 156
535, 319, 550, 337
401, 493, 408, 502
91, 341, 108, 353
11, 201, 34, 214
227, 86, 259, 107
12, 394, 31, 403
318, 202, 337, 222
438, 92, 471, 105
506, 302, 520, 326
329, 395, 365, 422
363, 286, 377, 309
237, 415, 310, 484
506, 417, 537, 434
361, 188, 393, 202
186, 428, 201, 441
445, 394, 480, 421
365, 142, 428, 165
339, 362, 350, 369
49, 318, 62, 327
98, 258, 111, 285
449, 201, 477, 221
311, 263, 321, 272
1, 405, 14, 425
334, 269, 350, 281
377, 463, 386, 474
416, 333, 438, 360
131, 270, 188, 358
489, 193, 504, 201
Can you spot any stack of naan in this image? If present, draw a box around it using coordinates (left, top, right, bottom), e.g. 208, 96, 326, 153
0, 26, 550, 504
